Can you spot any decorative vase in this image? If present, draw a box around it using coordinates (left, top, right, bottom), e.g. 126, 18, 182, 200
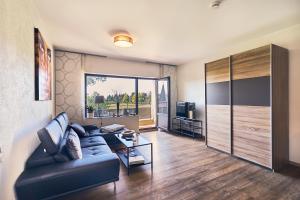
87, 112, 94, 118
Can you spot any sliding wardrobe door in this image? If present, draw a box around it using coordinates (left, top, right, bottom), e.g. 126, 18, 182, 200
205, 58, 231, 153
232, 45, 272, 168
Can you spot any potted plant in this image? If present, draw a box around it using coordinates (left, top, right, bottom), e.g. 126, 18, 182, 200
86, 105, 94, 118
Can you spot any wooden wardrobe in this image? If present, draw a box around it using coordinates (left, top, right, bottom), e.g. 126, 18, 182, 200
205, 44, 289, 171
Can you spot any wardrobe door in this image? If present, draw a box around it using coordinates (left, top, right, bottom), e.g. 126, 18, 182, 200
205, 58, 231, 153
232, 45, 272, 168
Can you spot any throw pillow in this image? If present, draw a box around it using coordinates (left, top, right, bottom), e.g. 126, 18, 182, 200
70, 123, 88, 137
66, 129, 82, 159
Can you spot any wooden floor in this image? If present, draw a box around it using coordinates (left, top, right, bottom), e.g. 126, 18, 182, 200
59, 131, 300, 200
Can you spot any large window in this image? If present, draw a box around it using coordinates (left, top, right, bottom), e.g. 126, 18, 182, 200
85, 74, 160, 129
85, 74, 137, 117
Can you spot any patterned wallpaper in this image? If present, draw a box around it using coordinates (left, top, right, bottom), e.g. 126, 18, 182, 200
55, 51, 84, 123
55, 50, 178, 127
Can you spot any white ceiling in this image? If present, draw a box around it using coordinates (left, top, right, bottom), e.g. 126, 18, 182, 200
37, 0, 300, 65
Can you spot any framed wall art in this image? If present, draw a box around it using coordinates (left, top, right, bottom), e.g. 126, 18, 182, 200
34, 28, 51, 101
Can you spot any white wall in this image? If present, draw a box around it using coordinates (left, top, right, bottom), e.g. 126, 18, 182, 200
85, 55, 161, 78
0, 0, 54, 199
177, 60, 205, 121
177, 24, 300, 164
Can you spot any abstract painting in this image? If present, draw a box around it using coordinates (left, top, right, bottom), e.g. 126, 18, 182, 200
34, 28, 51, 100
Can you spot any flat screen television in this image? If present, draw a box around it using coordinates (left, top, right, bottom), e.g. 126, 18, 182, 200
176, 101, 195, 118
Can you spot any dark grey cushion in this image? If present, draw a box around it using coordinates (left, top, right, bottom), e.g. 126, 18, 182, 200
82, 125, 101, 137
66, 129, 82, 160
82, 145, 112, 158
37, 120, 63, 155
55, 114, 68, 134
70, 123, 88, 137
87, 129, 101, 137
80, 136, 107, 148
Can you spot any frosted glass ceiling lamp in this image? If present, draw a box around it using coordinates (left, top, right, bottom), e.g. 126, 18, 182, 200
210, 0, 223, 8
113, 35, 133, 47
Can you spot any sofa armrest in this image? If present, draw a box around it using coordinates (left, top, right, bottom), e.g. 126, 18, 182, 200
15, 153, 120, 200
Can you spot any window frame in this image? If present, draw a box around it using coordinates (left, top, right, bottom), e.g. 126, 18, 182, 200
84, 73, 158, 118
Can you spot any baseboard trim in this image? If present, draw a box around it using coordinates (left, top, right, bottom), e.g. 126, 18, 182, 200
289, 161, 300, 168
139, 127, 158, 132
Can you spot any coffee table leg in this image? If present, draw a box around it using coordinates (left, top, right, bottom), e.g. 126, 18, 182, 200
151, 143, 153, 171
127, 147, 130, 176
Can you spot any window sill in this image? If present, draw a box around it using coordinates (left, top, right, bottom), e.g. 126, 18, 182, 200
85, 114, 137, 119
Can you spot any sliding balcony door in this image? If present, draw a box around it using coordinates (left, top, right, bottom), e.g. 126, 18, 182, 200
138, 79, 157, 129
156, 77, 170, 131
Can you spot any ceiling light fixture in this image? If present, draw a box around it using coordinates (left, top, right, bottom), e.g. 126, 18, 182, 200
113, 34, 133, 48
210, 0, 223, 8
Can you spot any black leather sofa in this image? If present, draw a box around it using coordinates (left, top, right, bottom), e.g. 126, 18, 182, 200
15, 112, 120, 200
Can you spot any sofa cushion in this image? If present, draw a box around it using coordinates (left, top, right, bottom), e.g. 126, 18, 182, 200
88, 130, 102, 137
66, 129, 82, 160
70, 123, 88, 137
82, 125, 101, 137
55, 114, 68, 133
80, 136, 107, 148
82, 145, 112, 158
37, 120, 63, 155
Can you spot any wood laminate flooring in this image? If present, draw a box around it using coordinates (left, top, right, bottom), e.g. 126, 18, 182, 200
58, 131, 300, 200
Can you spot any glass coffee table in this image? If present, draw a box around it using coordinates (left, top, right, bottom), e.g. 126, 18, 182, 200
115, 133, 153, 175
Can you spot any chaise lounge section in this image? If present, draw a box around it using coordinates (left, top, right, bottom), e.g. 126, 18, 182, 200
15, 112, 120, 200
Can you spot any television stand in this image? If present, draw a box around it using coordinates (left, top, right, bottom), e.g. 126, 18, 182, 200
172, 117, 203, 138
